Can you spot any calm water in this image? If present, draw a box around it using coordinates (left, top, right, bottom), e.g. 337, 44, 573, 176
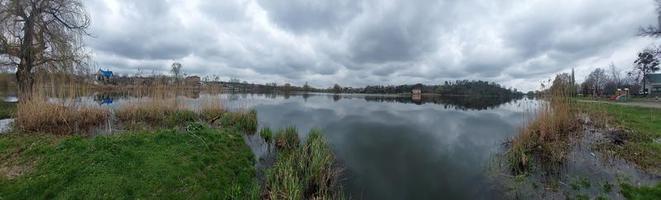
247, 94, 537, 199
3, 92, 540, 199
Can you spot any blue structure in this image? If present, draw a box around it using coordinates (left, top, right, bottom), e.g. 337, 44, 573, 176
98, 69, 113, 78
97, 69, 113, 82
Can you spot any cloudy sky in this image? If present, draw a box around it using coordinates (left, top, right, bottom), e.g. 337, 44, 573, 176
85, 0, 659, 91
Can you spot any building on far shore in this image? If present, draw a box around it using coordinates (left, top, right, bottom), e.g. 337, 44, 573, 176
645, 74, 661, 96
96, 69, 113, 83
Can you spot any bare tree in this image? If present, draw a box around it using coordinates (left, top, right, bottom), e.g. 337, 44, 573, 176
0, 0, 91, 98
584, 68, 608, 96
170, 62, 182, 82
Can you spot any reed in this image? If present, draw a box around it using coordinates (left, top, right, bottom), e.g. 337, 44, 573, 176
260, 127, 274, 143
15, 98, 110, 135
114, 97, 200, 128
219, 109, 258, 133
197, 97, 225, 123
506, 74, 579, 174
266, 129, 341, 200
274, 127, 300, 151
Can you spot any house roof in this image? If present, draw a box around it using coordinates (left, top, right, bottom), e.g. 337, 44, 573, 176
98, 69, 113, 78
647, 74, 661, 83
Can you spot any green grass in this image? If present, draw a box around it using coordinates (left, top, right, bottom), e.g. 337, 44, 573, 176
0, 102, 16, 119
0, 125, 259, 199
266, 129, 341, 199
274, 127, 300, 151
577, 102, 661, 174
621, 183, 661, 200
260, 127, 273, 143
219, 110, 258, 133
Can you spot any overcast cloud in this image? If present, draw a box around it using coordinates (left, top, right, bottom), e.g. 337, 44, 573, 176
85, 0, 658, 91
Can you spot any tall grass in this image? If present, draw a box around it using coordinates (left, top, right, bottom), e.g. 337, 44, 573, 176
218, 109, 258, 133
506, 75, 579, 174
266, 128, 342, 199
15, 98, 110, 135
260, 127, 273, 143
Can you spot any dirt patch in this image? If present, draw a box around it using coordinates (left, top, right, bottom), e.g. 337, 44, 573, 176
0, 150, 34, 180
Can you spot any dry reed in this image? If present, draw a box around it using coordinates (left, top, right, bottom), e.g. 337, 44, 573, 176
15, 98, 110, 135
506, 74, 580, 174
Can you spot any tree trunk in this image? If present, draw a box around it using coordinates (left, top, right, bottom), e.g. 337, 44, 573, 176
16, 15, 36, 101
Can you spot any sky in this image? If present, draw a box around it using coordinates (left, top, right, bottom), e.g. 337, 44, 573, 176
85, 0, 659, 91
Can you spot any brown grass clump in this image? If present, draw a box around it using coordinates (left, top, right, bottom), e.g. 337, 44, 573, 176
15, 99, 110, 135
197, 97, 225, 123
506, 74, 580, 174
114, 98, 192, 126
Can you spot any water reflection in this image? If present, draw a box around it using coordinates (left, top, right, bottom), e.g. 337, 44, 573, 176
250, 94, 535, 199
3, 92, 536, 198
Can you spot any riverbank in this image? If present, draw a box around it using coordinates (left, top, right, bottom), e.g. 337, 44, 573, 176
0, 96, 342, 199
501, 78, 661, 199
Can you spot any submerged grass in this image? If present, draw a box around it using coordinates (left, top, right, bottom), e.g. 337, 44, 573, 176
15, 99, 110, 135
266, 128, 341, 200
0, 125, 259, 199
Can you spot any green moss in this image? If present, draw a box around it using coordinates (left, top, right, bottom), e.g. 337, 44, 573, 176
620, 183, 661, 200
0, 101, 16, 119
0, 126, 259, 199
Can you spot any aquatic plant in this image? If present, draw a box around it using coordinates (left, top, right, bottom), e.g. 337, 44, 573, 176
265, 129, 341, 199
15, 98, 110, 135
274, 127, 300, 151
260, 127, 273, 143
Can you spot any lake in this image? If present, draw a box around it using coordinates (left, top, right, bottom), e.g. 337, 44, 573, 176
2, 92, 539, 199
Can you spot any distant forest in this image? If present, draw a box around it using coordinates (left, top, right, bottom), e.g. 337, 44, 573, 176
325, 80, 524, 97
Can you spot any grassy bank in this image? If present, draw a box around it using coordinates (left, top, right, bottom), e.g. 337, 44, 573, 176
577, 102, 661, 175
0, 102, 16, 119
0, 125, 259, 199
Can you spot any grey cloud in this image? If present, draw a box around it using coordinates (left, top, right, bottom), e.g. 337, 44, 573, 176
256, 0, 361, 33
84, 0, 658, 91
